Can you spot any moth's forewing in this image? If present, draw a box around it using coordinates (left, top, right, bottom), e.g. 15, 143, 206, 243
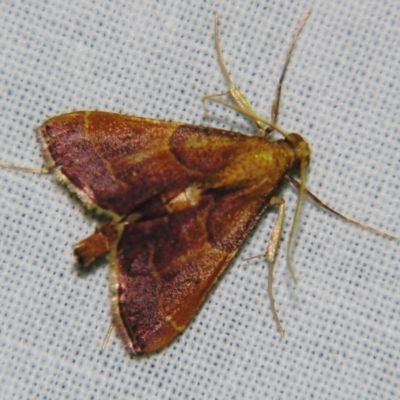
39, 111, 293, 218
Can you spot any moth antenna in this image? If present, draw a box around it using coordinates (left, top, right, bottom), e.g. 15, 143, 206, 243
202, 13, 264, 129
243, 253, 264, 262
202, 13, 303, 141
266, 9, 312, 135
102, 322, 115, 351
286, 160, 308, 284
203, 95, 292, 140
286, 175, 398, 240
0, 161, 50, 174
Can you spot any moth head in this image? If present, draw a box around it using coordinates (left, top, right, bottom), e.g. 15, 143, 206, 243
286, 132, 311, 169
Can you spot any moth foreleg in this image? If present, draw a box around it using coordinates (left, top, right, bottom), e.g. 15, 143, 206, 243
201, 14, 264, 130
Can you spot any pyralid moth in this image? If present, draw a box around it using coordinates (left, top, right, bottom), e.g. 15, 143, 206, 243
1, 12, 394, 355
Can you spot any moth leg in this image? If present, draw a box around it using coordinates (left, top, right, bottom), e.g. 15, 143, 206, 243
243, 196, 286, 336
0, 161, 50, 174
265, 10, 312, 136
202, 14, 264, 130
101, 322, 114, 350
74, 221, 120, 267
264, 196, 286, 337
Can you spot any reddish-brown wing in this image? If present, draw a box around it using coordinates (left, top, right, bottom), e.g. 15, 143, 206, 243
39, 111, 274, 217
110, 185, 274, 354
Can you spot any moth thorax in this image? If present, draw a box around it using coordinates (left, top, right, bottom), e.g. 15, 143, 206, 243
287, 133, 311, 168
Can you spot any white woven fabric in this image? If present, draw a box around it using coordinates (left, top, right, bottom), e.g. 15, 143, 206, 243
1, 1, 399, 399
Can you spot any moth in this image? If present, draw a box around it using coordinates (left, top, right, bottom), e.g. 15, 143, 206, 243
1, 12, 393, 354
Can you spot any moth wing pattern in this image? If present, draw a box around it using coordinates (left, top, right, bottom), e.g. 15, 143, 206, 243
39, 110, 272, 218
110, 184, 273, 354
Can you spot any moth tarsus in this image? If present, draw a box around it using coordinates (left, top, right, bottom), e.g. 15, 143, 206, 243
0, 161, 50, 174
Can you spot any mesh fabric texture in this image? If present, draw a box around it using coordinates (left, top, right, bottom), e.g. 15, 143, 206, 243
0, 1, 399, 399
